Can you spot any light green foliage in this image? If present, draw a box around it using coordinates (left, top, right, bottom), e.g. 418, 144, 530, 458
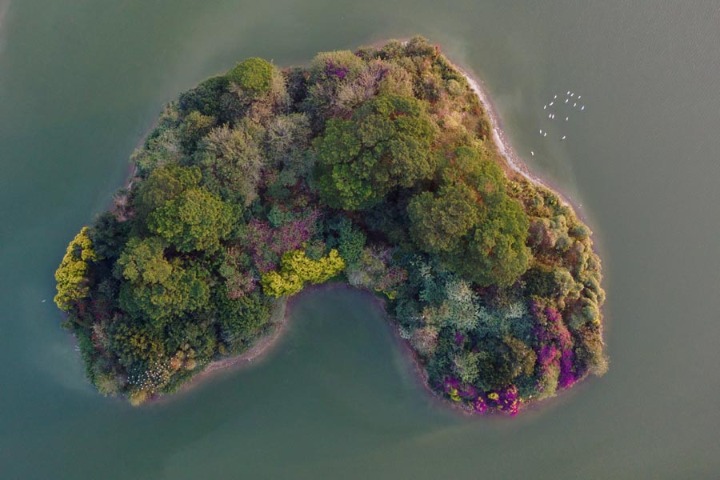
54, 227, 96, 311
116, 237, 171, 284
454, 352, 480, 384
314, 94, 437, 210
345, 246, 406, 298
194, 121, 265, 205
261, 249, 345, 298
227, 57, 276, 96
148, 188, 233, 253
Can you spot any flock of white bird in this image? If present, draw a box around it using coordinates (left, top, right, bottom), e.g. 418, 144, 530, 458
530, 91, 585, 157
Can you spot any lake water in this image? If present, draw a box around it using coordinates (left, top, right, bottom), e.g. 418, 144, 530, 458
2, 1, 720, 478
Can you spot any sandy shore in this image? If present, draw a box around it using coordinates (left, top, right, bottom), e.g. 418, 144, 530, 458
455, 66, 578, 212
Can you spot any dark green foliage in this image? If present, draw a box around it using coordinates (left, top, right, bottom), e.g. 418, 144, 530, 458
314, 94, 437, 210
408, 183, 479, 253
449, 195, 531, 287
132, 164, 202, 224
55, 38, 605, 408
325, 217, 366, 267
178, 76, 229, 116
193, 120, 265, 205
216, 290, 272, 353
474, 337, 531, 391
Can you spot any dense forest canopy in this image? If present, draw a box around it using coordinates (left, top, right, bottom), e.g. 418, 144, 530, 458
55, 37, 606, 412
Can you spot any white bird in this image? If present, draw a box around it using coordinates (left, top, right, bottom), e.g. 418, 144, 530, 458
573, 103, 577, 107
565, 98, 569, 103
543, 132, 547, 137
570, 93, 574, 97
548, 114, 552, 118
565, 116, 569, 121
531, 151, 535, 156
578, 95, 582, 99
41, 299, 46, 303
544, 105, 547, 109
567, 91, 570, 95
549, 101, 554, 106
561, 135, 566, 140
554, 94, 557, 99
539, 129, 543, 134
581, 105, 585, 111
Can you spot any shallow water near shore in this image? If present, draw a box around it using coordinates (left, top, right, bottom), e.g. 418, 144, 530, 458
2, 0, 720, 478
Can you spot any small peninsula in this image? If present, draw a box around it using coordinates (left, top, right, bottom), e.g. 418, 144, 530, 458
54, 37, 607, 414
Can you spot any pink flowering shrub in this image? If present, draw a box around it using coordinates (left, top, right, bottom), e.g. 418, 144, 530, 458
244, 210, 319, 272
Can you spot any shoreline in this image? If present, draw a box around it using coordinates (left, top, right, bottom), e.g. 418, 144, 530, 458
455, 65, 579, 213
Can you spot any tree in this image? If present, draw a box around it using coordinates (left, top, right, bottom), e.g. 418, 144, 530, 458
227, 57, 276, 96
408, 182, 479, 253
178, 75, 230, 116
193, 121, 265, 205
314, 94, 437, 210
132, 165, 202, 223
148, 187, 233, 253
116, 238, 210, 326
116, 237, 172, 284
54, 227, 96, 311
456, 196, 531, 287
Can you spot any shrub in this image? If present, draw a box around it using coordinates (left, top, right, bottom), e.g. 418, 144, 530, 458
227, 57, 276, 96
261, 249, 345, 297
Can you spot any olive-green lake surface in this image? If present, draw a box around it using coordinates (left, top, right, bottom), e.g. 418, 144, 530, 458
1, 1, 719, 478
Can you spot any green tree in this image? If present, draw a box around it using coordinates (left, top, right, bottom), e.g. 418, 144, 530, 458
179, 110, 216, 151
455, 196, 531, 287
54, 227, 96, 311
227, 57, 276, 96
116, 237, 172, 284
194, 121, 265, 205
314, 94, 437, 210
132, 165, 201, 223
148, 188, 233, 253
408, 182, 479, 253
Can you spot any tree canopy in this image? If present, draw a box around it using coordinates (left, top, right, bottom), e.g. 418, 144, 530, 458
314, 94, 437, 210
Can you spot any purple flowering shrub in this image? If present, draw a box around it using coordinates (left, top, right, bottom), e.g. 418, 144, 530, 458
243, 210, 320, 272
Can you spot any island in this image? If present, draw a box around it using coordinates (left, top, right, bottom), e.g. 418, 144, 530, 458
54, 37, 606, 414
